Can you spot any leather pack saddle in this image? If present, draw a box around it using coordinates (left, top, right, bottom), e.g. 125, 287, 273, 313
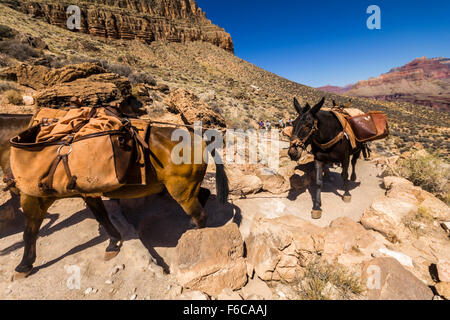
10, 106, 150, 198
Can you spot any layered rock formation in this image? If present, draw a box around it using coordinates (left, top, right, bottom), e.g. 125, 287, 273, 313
5, 0, 233, 52
319, 57, 450, 111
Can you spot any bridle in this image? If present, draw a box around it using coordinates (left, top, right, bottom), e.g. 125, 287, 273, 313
290, 119, 318, 153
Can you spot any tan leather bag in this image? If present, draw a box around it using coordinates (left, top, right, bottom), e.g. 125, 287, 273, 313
349, 111, 389, 142
10, 107, 137, 197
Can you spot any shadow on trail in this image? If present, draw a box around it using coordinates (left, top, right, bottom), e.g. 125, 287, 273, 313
1, 191, 240, 274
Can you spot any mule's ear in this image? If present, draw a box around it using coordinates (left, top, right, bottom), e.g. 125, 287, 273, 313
310, 97, 325, 115
302, 103, 311, 114
293, 97, 302, 114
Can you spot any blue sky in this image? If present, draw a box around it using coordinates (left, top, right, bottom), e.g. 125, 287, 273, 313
196, 0, 450, 87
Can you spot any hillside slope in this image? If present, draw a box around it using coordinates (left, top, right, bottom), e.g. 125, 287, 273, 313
0, 2, 449, 156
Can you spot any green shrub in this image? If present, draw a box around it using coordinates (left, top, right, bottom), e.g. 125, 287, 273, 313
4, 89, 23, 105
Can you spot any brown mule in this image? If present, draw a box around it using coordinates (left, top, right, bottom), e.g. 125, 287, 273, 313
5, 125, 228, 279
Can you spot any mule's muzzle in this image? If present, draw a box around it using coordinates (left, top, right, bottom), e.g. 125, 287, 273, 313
288, 138, 303, 161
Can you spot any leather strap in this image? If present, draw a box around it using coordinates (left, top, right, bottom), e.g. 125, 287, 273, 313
313, 131, 345, 150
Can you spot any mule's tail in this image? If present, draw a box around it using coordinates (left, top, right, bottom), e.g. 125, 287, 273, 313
362, 143, 372, 160
215, 162, 229, 204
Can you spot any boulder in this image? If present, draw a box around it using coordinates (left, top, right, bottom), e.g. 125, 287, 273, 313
164, 88, 226, 129
420, 197, 450, 221
323, 217, 379, 263
361, 198, 417, 242
435, 282, 450, 300
240, 277, 273, 300
35, 73, 131, 109
175, 291, 210, 300
0, 62, 106, 90
245, 215, 324, 282
171, 223, 247, 296
216, 288, 243, 301
383, 176, 413, 190
257, 173, 290, 194
227, 167, 263, 196
361, 257, 434, 300
437, 261, 450, 283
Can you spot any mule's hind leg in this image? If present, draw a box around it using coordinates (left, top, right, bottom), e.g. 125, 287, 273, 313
342, 157, 352, 203
15, 195, 55, 279
165, 181, 208, 229
350, 150, 361, 182
198, 187, 211, 208
84, 197, 122, 261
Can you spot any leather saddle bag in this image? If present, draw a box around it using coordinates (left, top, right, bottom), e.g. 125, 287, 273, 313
348, 111, 389, 142
10, 107, 140, 197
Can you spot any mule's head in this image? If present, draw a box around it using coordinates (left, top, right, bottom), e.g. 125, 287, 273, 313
288, 97, 325, 161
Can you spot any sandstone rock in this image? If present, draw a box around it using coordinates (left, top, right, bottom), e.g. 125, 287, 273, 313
0, 62, 106, 90
175, 291, 210, 301
323, 217, 379, 262
240, 277, 273, 300
171, 223, 247, 296
435, 282, 450, 300
361, 198, 417, 242
18, 0, 234, 52
216, 288, 242, 301
227, 167, 262, 196
437, 261, 450, 283
361, 257, 434, 300
257, 173, 289, 194
383, 176, 413, 190
35, 73, 130, 109
164, 88, 226, 129
377, 248, 413, 268
245, 215, 324, 282
420, 197, 450, 221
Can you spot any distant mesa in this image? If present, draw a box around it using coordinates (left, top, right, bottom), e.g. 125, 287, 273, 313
318, 57, 450, 111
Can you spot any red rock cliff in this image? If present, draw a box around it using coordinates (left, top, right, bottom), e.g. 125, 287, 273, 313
10, 0, 234, 52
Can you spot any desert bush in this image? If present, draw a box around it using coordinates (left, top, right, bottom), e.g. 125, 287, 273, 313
0, 39, 38, 61
128, 71, 156, 86
0, 25, 15, 39
4, 89, 23, 105
298, 260, 363, 300
385, 150, 449, 203
0, 81, 17, 93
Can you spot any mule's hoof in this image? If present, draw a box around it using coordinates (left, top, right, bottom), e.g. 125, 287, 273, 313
104, 251, 120, 261
343, 195, 352, 203
311, 210, 322, 220
13, 270, 32, 280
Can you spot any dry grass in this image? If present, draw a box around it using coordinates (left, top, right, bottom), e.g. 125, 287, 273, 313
385, 150, 450, 204
402, 207, 435, 238
4, 89, 23, 105
298, 260, 364, 300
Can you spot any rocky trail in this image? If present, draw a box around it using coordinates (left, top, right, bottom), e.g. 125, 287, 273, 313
1, 156, 448, 300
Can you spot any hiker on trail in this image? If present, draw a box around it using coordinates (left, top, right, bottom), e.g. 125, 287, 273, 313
288, 119, 293, 127
266, 121, 271, 131
259, 120, 265, 130
279, 119, 285, 128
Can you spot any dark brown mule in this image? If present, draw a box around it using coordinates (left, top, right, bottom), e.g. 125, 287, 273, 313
288, 98, 368, 219
6, 124, 229, 279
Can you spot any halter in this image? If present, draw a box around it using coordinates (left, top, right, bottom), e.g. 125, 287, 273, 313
291, 119, 318, 151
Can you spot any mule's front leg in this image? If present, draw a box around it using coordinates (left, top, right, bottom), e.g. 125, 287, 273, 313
312, 160, 323, 219
15, 195, 55, 280
342, 157, 352, 203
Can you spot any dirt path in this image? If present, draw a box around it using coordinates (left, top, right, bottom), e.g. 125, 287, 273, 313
0, 160, 386, 300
